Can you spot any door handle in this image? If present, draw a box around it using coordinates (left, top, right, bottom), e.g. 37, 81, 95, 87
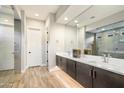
28, 51, 31, 54
93, 70, 96, 79
89, 69, 93, 77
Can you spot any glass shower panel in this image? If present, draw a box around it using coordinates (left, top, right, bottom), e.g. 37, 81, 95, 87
0, 5, 15, 88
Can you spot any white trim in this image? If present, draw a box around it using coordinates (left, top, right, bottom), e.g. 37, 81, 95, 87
48, 66, 60, 72
21, 65, 28, 73
0, 23, 14, 27
21, 68, 26, 73
41, 63, 47, 66
27, 26, 41, 30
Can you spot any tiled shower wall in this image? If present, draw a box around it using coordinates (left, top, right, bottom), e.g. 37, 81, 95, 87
96, 27, 124, 59
42, 27, 48, 66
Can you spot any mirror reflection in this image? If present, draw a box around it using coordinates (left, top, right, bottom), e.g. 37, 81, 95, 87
84, 21, 124, 59
66, 5, 124, 59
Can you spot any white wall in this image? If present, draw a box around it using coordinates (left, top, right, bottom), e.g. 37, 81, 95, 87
77, 27, 85, 54
64, 25, 77, 52
21, 10, 27, 72
46, 13, 77, 71
26, 18, 44, 28
54, 24, 65, 52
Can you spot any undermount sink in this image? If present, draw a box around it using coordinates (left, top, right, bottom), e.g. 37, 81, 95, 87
81, 56, 101, 62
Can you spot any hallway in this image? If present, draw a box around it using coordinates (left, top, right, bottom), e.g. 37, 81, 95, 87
0, 67, 83, 88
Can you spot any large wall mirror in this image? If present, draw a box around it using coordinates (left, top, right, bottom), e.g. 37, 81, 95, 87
85, 21, 124, 59
65, 5, 124, 59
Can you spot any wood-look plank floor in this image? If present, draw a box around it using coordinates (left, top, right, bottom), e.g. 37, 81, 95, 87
0, 66, 83, 88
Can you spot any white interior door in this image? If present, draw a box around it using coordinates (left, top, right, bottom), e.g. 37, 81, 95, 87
0, 25, 14, 70
27, 28, 42, 67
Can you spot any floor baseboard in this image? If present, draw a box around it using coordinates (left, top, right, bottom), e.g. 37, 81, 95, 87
49, 66, 60, 72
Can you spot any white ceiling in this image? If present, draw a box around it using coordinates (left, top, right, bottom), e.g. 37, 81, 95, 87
11, 5, 124, 27
56, 5, 124, 27
56, 5, 91, 24
0, 5, 13, 15
68, 5, 124, 27
16, 5, 60, 20
0, 6, 14, 25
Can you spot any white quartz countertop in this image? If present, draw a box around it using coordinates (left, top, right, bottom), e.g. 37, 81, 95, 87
56, 52, 124, 76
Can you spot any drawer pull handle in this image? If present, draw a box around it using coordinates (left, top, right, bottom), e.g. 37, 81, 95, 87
89, 70, 93, 77
93, 71, 96, 79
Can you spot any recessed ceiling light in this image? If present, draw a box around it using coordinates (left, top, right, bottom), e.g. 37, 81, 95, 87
76, 24, 79, 26
74, 20, 78, 23
101, 28, 105, 31
64, 17, 68, 21
35, 13, 39, 17
4, 19, 8, 22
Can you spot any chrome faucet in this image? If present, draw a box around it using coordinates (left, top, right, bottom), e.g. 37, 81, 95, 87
102, 54, 107, 63
102, 53, 111, 63
106, 53, 111, 62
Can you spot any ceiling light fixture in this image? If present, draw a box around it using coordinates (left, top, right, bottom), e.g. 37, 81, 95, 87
74, 20, 78, 23
64, 17, 68, 21
35, 13, 39, 17
101, 28, 105, 31
76, 24, 79, 26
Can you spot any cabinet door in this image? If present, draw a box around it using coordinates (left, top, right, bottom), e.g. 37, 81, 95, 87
76, 62, 93, 88
67, 59, 76, 79
56, 56, 67, 72
56, 55, 62, 68
56, 55, 59, 66
93, 67, 124, 88
61, 57, 67, 72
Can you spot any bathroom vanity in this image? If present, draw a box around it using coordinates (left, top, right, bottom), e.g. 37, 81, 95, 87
56, 52, 124, 88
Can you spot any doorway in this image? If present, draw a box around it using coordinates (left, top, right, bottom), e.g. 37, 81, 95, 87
27, 27, 42, 67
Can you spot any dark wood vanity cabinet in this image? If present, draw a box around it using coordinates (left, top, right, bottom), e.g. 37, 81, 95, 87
76, 62, 93, 88
56, 55, 124, 88
61, 57, 67, 72
67, 59, 76, 79
56, 56, 76, 79
56, 55, 61, 67
56, 55, 59, 66
93, 67, 124, 88
56, 55, 67, 72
